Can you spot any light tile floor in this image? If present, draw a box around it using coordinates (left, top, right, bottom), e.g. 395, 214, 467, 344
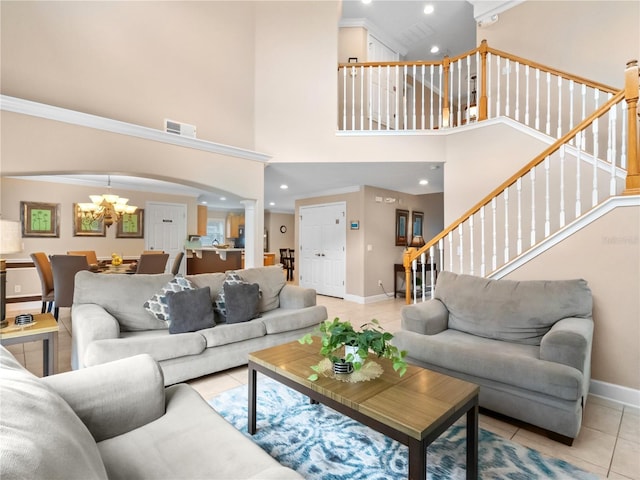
6, 295, 639, 479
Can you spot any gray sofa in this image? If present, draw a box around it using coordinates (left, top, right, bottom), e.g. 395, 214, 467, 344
392, 271, 593, 443
72, 265, 327, 385
0, 346, 302, 479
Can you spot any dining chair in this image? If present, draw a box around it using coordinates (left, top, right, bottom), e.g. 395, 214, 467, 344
67, 250, 99, 265
50, 254, 89, 320
136, 253, 169, 274
142, 250, 165, 254
30, 252, 55, 314
171, 251, 185, 275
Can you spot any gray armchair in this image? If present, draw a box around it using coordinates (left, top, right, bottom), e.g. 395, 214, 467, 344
392, 271, 593, 444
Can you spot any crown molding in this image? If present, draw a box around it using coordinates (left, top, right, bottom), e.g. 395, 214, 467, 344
0, 95, 271, 163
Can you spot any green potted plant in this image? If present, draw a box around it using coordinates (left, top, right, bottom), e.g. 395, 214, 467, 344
299, 317, 408, 381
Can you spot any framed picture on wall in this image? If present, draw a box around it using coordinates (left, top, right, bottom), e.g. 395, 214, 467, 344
411, 210, 424, 246
116, 209, 144, 238
20, 201, 60, 237
395, 209, 409, 246
73, 203, 106, 237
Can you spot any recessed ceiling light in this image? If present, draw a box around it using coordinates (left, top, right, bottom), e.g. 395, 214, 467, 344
423, 5, 434, 14
201, 201, 208, 204
220, 197, 226, 201
280, 184, 288, 190
419, 179, 429, 185
430, 46, 439, 54
269, 202, 275, 206
362, 0, 372, 4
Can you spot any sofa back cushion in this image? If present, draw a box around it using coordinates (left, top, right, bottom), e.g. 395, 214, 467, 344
0, 346, 108, 479
236, 266, 286, 313
74, 271, 174, 331
435, 272, 592, 345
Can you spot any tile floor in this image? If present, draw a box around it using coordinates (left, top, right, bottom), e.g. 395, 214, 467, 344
5, 295, 639, 479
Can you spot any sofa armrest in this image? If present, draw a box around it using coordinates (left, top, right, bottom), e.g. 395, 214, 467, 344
540, 317, 594, 373
400, 299, 449, 335
279, 284, 317, 309
41, 354, 166, 442
71, 303, 120, 370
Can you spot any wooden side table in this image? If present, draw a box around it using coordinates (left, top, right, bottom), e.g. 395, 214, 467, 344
0, 313, 59, 376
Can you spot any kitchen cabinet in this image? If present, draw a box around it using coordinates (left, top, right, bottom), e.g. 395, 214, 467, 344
197, 205, 208, 236
226, 213, 244, 238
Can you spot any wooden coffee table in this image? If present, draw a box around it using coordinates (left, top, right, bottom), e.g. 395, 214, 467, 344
0, 313, 58, 376
248, 340, 479, 480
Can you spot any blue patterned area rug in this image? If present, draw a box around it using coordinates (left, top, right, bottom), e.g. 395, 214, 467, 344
209, 378, 599, 480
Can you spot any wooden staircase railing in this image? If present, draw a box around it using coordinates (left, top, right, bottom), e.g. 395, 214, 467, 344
402, 60, 639, 304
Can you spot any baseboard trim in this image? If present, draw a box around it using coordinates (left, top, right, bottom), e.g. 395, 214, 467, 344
590, 379, 640, 408
343, 293, 395, 304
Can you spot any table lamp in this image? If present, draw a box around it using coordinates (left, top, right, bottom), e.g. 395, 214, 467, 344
1, 219, 23, 327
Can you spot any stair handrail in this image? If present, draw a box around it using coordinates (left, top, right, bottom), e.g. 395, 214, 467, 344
403, 88, 629, 303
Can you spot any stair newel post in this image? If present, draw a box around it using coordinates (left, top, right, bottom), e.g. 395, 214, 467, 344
624, 60, 640, 195
442, 56, 451, 127
479, 40, 489, 121
403, 248, 415, 304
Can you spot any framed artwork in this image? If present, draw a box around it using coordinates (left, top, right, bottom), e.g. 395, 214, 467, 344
73, 203, 106, 237
116, 209, 144, 238
20, 201, 60, 237
395, 209, 409, 246
412, 211, 424, 238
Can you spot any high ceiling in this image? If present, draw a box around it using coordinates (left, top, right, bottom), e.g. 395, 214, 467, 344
15, 1, 483, 213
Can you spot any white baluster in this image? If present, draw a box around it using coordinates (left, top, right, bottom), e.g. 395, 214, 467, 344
350, 66, 356, 130
395, 65, 400, 131
480, 206, 486, 277
503, 187, 510, 263
535, 68, 540, 131
545, 71, 551, 135
491, 197, 497, 271
487, 53, 492, 118
544, 155, 551, 236
403, 65, 408, 130
447, 232, 453, 271
411, 259, 417, 303
530, 166, 536, 247
438, 239, 444, 287
457, 59, 462, 126
386, 65, 390, 129
525, 64, 530, 126
438, 65, 443, 128
496, 56, 501, 117
559, 145, 566, 227
429, 245, 436, 298
569, 80, 575, 143
516, 177, 522, 255
428, 65, 432, 129
557, 76, 562, 138
592, 90, 600, 207
342, 67, 347, 130
421, 65, 425, 130
575, 131, 583, 217
609, 99, 617, 195
469, 215, 474, 275
458, 223, 464, 273
377, 66, 382, 129
420, 252, 426, 302
621, 101, 628, 169
505, 58, 510, 117
359, 65, 364, 131
368, 66, 373, 130
515, 62, 520, 121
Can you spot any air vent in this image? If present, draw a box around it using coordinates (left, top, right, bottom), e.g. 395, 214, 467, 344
164, 119, 197, 138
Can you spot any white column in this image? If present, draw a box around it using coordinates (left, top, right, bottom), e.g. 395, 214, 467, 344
240, 199, 261, 269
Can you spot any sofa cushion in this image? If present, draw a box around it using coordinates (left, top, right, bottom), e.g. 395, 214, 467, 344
186, 272, 226, 303
167, 286, 215, 334
0, 347, 108, 479
74, 271, 174, 331
199, 320, 267, 348
238, 266, 286, 313
259, 306, 329, 334
435, 272, 592, 345
214, 271, 245, 322
144, 275, 196, 325
224, 282, 261, 324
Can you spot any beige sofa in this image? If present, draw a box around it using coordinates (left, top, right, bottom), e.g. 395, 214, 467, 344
0, 346, 302, 479
72, 266, 327, 385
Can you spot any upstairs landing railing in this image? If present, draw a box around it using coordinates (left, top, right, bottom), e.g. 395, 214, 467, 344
339, 41, 622, 162
401, 60, 639, 304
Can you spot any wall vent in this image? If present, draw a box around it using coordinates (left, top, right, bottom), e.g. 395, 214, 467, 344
164, 119, 197, 138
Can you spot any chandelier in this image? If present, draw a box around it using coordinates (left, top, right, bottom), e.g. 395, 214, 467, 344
78, 176, 138, 227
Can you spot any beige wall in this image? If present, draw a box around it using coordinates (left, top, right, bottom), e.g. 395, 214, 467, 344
504, 205, 640, 391
1, 177, 197, 299
266, 212, 295, 257
477, 1, 639, 89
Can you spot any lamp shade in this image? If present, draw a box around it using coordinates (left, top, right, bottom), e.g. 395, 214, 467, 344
0, 220, 23, 255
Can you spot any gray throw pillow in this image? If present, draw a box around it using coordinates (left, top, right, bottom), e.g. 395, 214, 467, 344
166, 287, 215, 334
223, 282, 261, 324
214, 271, 244, 322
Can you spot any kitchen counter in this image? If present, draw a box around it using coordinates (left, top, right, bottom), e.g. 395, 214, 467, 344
186, 247, 242, 274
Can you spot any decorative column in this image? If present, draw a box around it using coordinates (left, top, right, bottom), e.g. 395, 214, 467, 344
624, 60, 640, 195
479, 40, 489, 122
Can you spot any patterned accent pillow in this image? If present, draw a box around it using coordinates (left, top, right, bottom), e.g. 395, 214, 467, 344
144, 275, 196, 325
214, 271, 244, 322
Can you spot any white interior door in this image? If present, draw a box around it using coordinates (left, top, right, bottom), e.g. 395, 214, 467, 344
299, 202, 346, 297
145, 202, 187, 274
